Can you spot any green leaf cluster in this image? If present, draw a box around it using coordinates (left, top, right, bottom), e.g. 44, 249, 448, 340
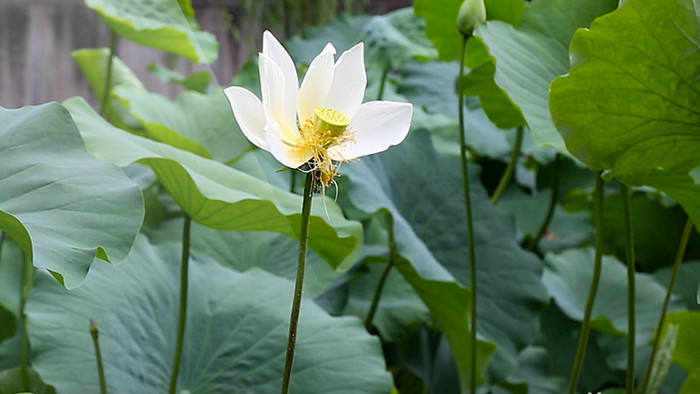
3, 0, 700, 393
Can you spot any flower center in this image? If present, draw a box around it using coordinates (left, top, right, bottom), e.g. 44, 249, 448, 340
297, 107, 355, 186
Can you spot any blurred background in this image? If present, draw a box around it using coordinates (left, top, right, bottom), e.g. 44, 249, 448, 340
0, 0, 412, 108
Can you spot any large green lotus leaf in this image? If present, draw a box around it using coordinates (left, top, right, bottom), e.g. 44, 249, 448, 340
0, 367, 55, 394
642, 169, 700, 237
0, 237, 24, 345
113, 86, 250, 163
602, 192, 691, 272
64, 97, 362, 271
462, 38, 526, 130
342, 258, 431, 342
655, 262, 700, 311
413, 0, 462, 61
550, 0, 700, 182
338, 165, 496, 390
0, 305, 13, 344
538, 304, 621, 393
85, 0, 217, 64
72, 48, 144, 130
335, 217, 431, 342
0, 103, 144, 289
147, 62, 211, 93
341, 130, 548, 382
497, 347, 566, 394
390, 327, 461, 393
476, 0, 617, 151
313, 216, 432, 343
661, 311, 700, 393
498, 187, 594, 254
683, 371, 700, 394
361, 9, 438, 70
286, 13, 371, 65
26, 235, 392, 393
543, 248, 675, 343
146, 218, 338, 298
397, 60, 511, 160
414, 0, 525, 61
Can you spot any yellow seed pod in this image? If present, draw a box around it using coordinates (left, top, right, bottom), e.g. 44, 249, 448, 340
313, 107, 350, 137
457, 0, 486, 36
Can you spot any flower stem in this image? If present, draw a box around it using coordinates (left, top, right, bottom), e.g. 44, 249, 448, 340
458, 33, 478, 394
526, 154, 561, 251
490, 126, 524, 205
19, 252, 33, 391
169, 215, 191, 394
640, 217, 693, 394
99, 30, 117, 116
90, 319, 108, 394
290, 170, 297, 193
376, 66, 389, 101
281, 171, 315, 394
620, 184, 636, 393
364, 213, 397, 332
568, 173, 604, 394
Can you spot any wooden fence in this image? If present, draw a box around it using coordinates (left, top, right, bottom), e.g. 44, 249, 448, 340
0, 0, 411, 108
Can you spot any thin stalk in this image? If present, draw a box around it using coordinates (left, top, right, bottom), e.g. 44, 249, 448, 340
621, 184, 636, 394
568, 173, 604, 394
290, 170, 297, 193
281, 171, 315, 394
376, 67, 389, 101
526, 154, 561, 251
364, 213, 397, 331
458, 34, 478, 394
490, 126, 524, 205
19, 253, 33, 391
168, 216, 192, 394
640, 217, 694, 394
90, 320, 108, 394
99, 30, 117, 116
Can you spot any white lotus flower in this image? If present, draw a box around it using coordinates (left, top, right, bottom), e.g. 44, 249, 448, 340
224, 31, 413, 186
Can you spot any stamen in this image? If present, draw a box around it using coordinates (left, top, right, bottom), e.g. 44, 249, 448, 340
295, 108, 355, 187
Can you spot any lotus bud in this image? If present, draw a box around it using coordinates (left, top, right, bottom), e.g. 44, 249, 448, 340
457, 0, 486, 36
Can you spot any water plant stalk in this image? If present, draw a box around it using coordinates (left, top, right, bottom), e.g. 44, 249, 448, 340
364, 213, 397, 331
490, 126, 524, 205
640, 217, 694, 393
169, 216, 192, 394
90, 319, 108, 394
19, 253, 33, 391
620, 184, 636, 393
281, 171, 315, 394
526, 154, 561, 251
376, 67, 389, 101
99, 30, 117, 116
458, 33, 478, 394
568, 173, 604, 394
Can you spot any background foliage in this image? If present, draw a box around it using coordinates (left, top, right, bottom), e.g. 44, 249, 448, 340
1, 0, 700, 393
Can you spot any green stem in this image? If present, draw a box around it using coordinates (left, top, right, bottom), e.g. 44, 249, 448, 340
169, 216, 192, 394
90, 320, 108, 394
568, 173, 604, 394
364, 213, 397, 332
290, 170, 297, 193
640, 217, 693, 394
490, 126, 524, 205
281, 171, 315, 394
19, 253, 33, 391
99, 30, 117, 116
526, 154, 561, 251
621, 184, 636, 393
376, 67, 389, 101
458, 34, 478, 394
